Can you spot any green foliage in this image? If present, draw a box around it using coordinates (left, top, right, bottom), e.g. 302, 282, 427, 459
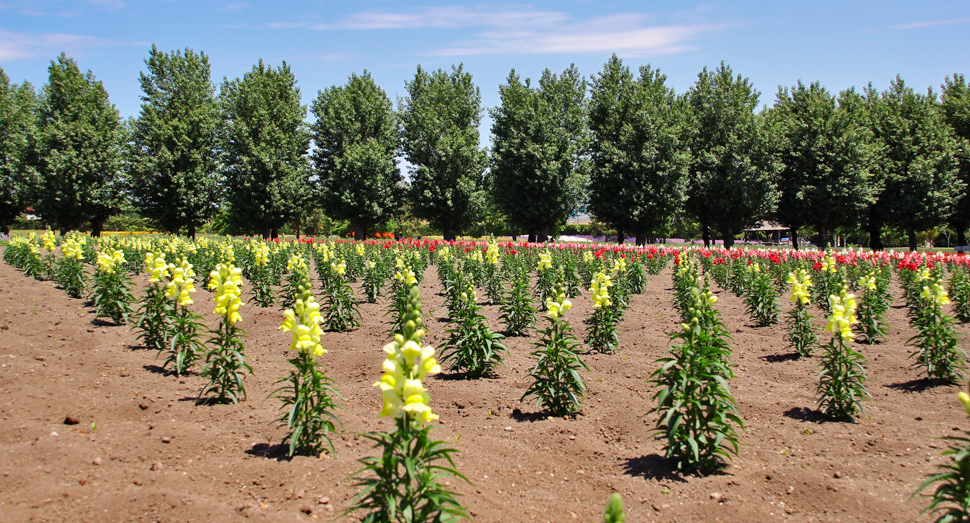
0, 68, 37, 236
588, 55, 688, 245
57, 255, 86, 299
322, 269, 362, 332
649, 279, 743, 473
401, 64, 487, 241
909, 283, 966, 384
130, 45, 220, 237
951, 267, 970, 323
91, 266, 133, 325
219, 60, 312, 238
312, 71, 401, 240
913, 409, 970, 522
272, 347, 342, 457
348, 416, 469, 523
499, 264, 536, 336
34, 54, 126, 235
743, 264, 780, 327
521, 293, 588, 416
684, 62, 779, 248
200, 320, 252, 404
440, 285, 508, 377
816, 294, 869, 421
161, 304, 206, 377
489, 65, 589, 240
856, 271, 891, 344
603, 493, 625, 523
133, 282, 171, 350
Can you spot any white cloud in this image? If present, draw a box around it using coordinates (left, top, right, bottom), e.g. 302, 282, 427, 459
274, 6, 721, 57
0, 28, 138, 61
889, 17, 970, 30
309, 6, 567, 30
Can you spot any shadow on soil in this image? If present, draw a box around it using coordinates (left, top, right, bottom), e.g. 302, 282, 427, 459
619, 454, 688, 483
783, 407, 830, 423
246, 443, 295, 462
760, 352, 800, 363
886, 378, 953, 393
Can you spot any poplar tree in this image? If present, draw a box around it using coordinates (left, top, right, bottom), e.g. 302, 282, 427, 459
0, 68, 37, 236
865, 77, 961, 251
130, 45, 220, 237
942, 73, 970, 246
769, 82, 880, 250
684, 62, 779, 248
587, 56, 688, 246
219, 60, 312, 239
401, 64, 487, 241
489, 65, 589, 243
311, 71, 401, 241
33, 54, 125, 236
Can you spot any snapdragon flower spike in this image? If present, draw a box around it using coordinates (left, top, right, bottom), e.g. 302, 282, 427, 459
96, 250, 126, 274
824, 288, 859, 342
788, 269, 813, 306
331, 259, 347, 277
165, 259, 197, 306
590, 271, 612, 309
546, 292, 572, 320
611, 257, 626, 275
280, 295, 326, 360
375, 288, 441, 426
921, 282, 950, 307
61, 239, 84, 261
486, 242, 500, 265
252, 241, 269, 266
41, 230, 56, 251
209, 263, 244, 325
145, 252, 169, 282
537, 252, 552, 271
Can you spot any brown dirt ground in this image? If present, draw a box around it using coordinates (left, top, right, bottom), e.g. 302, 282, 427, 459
1, 249, 968, 523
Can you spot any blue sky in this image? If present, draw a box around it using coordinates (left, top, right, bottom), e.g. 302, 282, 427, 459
2, 0, 969, 134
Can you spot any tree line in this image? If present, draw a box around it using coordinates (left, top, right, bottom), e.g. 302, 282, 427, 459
2, 48, 968, 250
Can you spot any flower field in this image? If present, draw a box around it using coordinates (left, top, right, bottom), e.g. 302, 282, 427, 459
1, 234, 970, 522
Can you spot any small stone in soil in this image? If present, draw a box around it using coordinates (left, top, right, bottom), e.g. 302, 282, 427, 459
64, 415, 80, 425
710, 492, 725, 503
151, 462, 162, 471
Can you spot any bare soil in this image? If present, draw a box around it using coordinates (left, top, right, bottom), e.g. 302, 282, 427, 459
0, 250, 966, 522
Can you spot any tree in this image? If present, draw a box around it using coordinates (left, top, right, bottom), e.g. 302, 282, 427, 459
768, 82, 880, 250
401, 64, 487, 241
130, 45, 220, 237
33, 54, 125, 236
219, 60, 312, 239
489, 65, 589, 243
311, 71, 401, 241
0, 68, 37, 236
865, 77, 961, 251
942, 73, 970, 246
587, 55, 688, 246
683, 62, 779, 249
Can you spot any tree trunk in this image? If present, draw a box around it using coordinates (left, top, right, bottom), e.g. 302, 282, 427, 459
723, 228, 735, 249
537, 226, 549, 243
0, 216, 7, 236
444, 228, 457, 242
616, 230, 625, 245
868, 221, 883, 251
188, 223, 196, 240
260, 227, 271, 240
527, 229, 537, 243
818, 226, 828, 252
958, 228, 967, 248
354, 223, 366, 242
271, 228, 279, 240
702, 224, 711, 247
908, 228, 918, 252
791, 226, 799, 251
635, 230, 646, 246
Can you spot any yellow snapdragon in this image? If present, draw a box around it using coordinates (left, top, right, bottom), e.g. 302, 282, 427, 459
375, 321, 441, 425
41, 229, 56, 251
485, 242, 500, 265
280, 295, 325, 360
355, 243, 365, 257
921, 282, 950, 307
96, 249, 126, 274
145, 252, 169, 282
252, 242, 269, 266
209, 263, 244, 325
546, 292, 572, 320
788, 269, 812, 306
590, 271, 612, 309
61, 238, 85, 261
611, 257, 626, 275
165, 258, 196, 307
537, 252, 552, 271
824, 287, 859, 342
331, 259, 347, 277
